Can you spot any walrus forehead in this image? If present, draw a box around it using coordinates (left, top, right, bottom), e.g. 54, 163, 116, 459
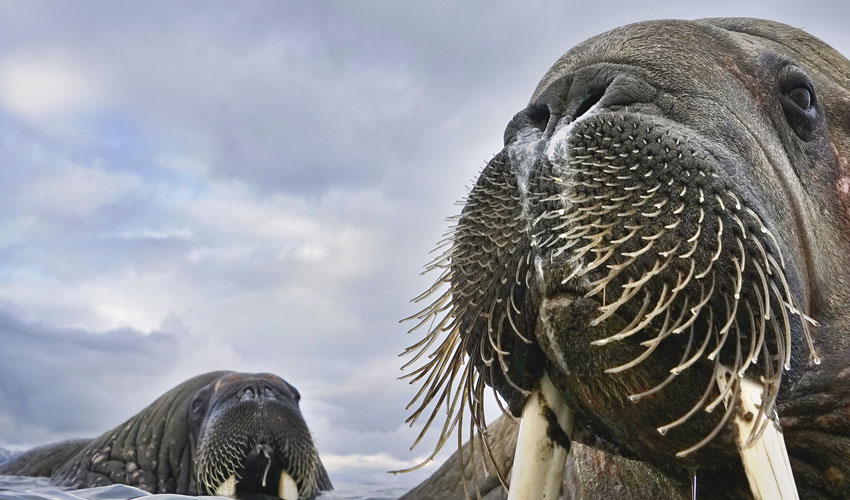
533, 17, 850, 105
211, 372, 295, 398
532, 20, 759, 101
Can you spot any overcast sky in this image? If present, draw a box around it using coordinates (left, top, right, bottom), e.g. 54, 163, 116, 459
0, 0, 848, 490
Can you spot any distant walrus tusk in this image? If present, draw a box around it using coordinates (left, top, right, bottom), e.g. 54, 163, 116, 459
507, 372, 574, 500
715, 366, 800, 500
278, 470, 299, 500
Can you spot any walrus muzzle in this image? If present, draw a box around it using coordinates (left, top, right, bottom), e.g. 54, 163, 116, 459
191, 375, 321, 500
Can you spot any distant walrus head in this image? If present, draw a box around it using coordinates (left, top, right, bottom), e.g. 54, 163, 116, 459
190, 372, 327, 499
402, 17, 850, 498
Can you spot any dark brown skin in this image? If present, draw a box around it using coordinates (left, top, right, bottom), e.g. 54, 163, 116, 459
0, 371, 332, 499
403, 17, 850, 500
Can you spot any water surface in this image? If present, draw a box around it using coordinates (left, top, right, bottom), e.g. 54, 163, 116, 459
0, 476, 407, 500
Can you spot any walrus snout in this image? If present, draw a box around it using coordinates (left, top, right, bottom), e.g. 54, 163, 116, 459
506, 63, 662, 150
192, 374, 325, 500
518, 104, 817, 463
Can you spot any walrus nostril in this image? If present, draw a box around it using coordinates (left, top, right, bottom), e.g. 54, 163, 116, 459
504, 103, 551, 145
570, 85, 606, 122
241, 387, 256, 400
526, 103, 551, 131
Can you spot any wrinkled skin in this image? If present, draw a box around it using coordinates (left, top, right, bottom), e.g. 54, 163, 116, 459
0, 371, 332, 499
405, 18, 850, 500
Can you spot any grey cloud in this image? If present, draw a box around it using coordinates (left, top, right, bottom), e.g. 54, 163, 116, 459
3, 1, 847, 197
0, 306, 180, 446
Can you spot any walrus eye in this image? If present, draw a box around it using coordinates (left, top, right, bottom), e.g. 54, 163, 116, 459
787, 86, 812, 111
779, 66, 818, 140
192, 397, 204, 413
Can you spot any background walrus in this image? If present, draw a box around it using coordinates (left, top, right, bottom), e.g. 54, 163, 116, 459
401, 17, 850, 500
0, 371, 332, 500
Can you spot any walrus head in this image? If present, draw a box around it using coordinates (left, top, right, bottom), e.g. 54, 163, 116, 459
402, 18, 850, 498
190, 373, 327, 500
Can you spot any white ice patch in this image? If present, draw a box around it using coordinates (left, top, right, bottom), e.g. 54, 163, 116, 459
507, 128, 547, 288
506, 127, 545, 218
545, 101, 603, 167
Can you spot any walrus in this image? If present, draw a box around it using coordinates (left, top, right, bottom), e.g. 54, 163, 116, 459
0, 371, 333, 499
400, 17, 850, 500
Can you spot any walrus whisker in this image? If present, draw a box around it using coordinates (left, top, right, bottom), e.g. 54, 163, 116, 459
739, 301, 759, 376
582, 254, 636, 295
478, 417, 510, 492
642, 297, 690, 346
748, 343, 778, 448
769, 280, 795, 371
677, 371, 741, 458
401, 315, 443, 355
506, 286, 533, 344
455, 407, 475, 500
402, 346, 452, 408
669, 290, 708, 336
751, 283, 768, 365
764, 307, 786, 421
592, 290, 652, 346
763, 228, 787, 270
591, 276, 643, 325
606, 301, 680, 373
753, 260, 772, 321
455, 360, 496, 499
659, 325, 722, 436
705, 331, 742, 414
706, 291, 740, 361
629, 316, 696, 402
409, 339, 465, 419
490, 369, 514, 420
403, 345, 457, 417
402, 361, 470, 465
407, 286, 453, 322
670, 308, 715, 375
479, 336, 495, 368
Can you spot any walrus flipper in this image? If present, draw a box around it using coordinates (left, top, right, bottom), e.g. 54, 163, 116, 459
0, 439, 91, 477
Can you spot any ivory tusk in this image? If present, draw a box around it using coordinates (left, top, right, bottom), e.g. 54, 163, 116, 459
507, 372, 574, 500
716, 366, 799, 500
214, 474, 238, 498
278, 470, 299, 500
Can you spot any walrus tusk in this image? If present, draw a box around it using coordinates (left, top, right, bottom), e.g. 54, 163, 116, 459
716, 366, 799, 500
507, 372, 574, 500
279, 470, 299, 500
215, 474, 238, 497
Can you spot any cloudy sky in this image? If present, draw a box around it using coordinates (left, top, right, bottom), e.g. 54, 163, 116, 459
0, 0, 848, 491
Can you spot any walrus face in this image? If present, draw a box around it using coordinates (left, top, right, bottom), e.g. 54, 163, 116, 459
190, 373, 320, 500
404, 18, 850, 496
